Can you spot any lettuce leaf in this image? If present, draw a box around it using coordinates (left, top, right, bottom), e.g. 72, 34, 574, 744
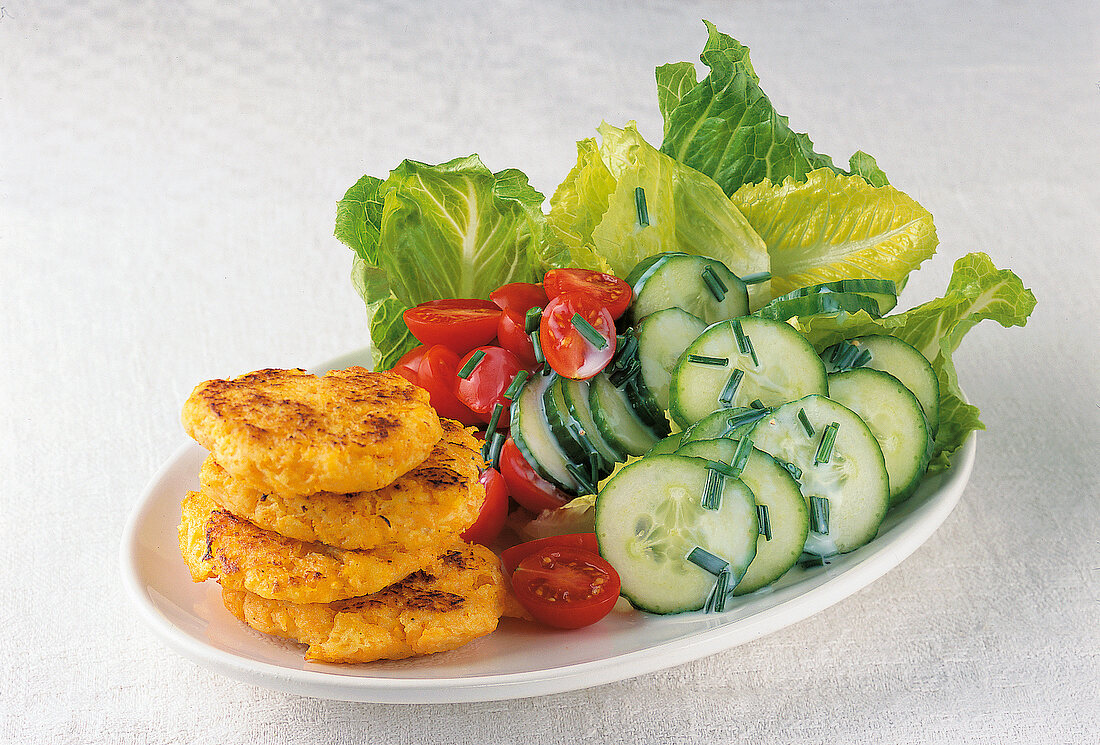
658, 21, 887, 196
337, 156, 561, 368
548, 122, 771, 307
793, 252, 1036, 471
730, 168, 938, 298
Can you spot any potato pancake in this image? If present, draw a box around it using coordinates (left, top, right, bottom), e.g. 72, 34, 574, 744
180, 490, 443, 604
220, 542, 508, 663
182, 367, 442, 495
200, 419, 485, 551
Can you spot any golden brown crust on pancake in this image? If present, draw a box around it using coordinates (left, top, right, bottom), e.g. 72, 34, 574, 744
181, 367, 443, 495
200, 419, 485, 551
179, 490, 443, 603
219, 543, 508, 663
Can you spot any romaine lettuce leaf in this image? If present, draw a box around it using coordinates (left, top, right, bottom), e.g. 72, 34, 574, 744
658, 21, 887, 196
730, 168, 938, 298
337, 156, 561, 368
793, 252, 1036, 471
548, 122, 771, 307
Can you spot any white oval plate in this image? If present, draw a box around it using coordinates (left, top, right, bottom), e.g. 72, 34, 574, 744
121, 347, 975, 704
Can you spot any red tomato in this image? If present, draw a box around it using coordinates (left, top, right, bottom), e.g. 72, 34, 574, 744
544, 268, 632, 320
389, 344, 429, 385
539, 293, 617, 380
461, 468, 509, 546
489, 282, 548, 314
500, 533, 601, 576
403, 299, 502, 355
417, 345, 484, 426
511, 546, 621, 629
498, 438, 571, 513
455, 346, 523, 427
496, 309, 538, 367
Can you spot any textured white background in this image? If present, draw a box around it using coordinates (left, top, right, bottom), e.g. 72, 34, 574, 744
2, 0, 1098, 742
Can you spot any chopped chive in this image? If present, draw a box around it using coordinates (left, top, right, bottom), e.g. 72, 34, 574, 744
608, 358, 642, 387
809, 495, 830, 534
588, 450, 602, 486
687, 354, 729, 366
484, 402, 503, 434
524, 306, 542, 334
720, 407, 769, 437
749, 399, 766, 410
571, 313, 608, 349
703, 568, 732, 613
703, 459, 739, 478
566, 463, 597, 495
686, 546, 729, 576
731, 319, 759, 366
701, 468, 724, 510
729, 437, 753, 478
701, 265, 728, 302
717, 368, 744, 407
757, 504, 772, 541
530, 328, 545, 364
635, 186, 650, 227
503, 370, 529, 400
741, 271, 771, 285
686, 547, 732, 613
814, 422, 840, 465
798, 408, 815, 438
829, 340, 872, 371
485, 432, 505, 470
456, 349, 485, 379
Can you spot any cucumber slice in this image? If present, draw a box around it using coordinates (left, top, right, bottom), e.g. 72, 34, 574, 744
827, 368, 933, 506
680, 406, 772, 444
559, 377, 627, 463
627, 253, 749, 324
588, 373, 662, 457
542, 374, 615, 480
774, 279, 897, 315
595, 455, 759, 614
669, 316, 828, 428
636, 308, 707, 410
510, 373, 582, 495
821, 335, 940, 435
673, 438, 809, 595
749, 395, 889, 556
755, 292, 881, 322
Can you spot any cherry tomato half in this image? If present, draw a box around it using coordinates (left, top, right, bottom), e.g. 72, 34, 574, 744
496, 309, 538, 367
539, 292, 616, 380
461, 468, 509, 546
544, 268, 632, 320
403, 299, 502, 355
500, 533, 601, 576
489, 282, 548, 314
389, 344, 429, 385
418, 345, 484, 426
498, 437, 571, 513
455, 346, 523, 427
511, 546, 621, 629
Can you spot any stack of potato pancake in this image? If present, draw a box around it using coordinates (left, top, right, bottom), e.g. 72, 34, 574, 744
177, 366, 511, 664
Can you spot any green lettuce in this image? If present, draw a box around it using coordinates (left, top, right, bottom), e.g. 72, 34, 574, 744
336, 156, 562, 369
659, 20, 888, 196
793, 252, 1036, 471
730, 168, 938, 298
547, 121, 772, 307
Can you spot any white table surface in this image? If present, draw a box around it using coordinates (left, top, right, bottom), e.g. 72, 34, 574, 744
2, 1, 1097, 742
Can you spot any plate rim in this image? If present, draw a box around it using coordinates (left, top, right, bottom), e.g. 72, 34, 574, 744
120, 350, 976, 703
